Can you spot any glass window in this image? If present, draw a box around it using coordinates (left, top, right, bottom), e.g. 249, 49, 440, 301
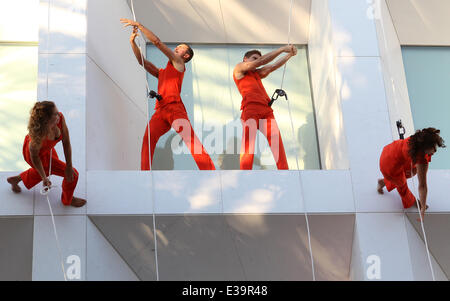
0, 0, 39, 171
146, 44, 320, 170
402, 46, 450, 169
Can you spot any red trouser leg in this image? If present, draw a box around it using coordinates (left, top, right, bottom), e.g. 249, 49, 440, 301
20, 149, 78, 205
239, 118, 258, 170
382, 171, 416, 209
259, 114, 289, 170
172, 116, 216, 170
50, 155, 79, 206
141, 110, 171, 170
396, 182, 416, 209
20, 167, 45, 190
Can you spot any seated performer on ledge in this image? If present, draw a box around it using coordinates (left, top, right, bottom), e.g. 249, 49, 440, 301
233, 45, 297, 170
7, 101, 86, 207
120, 18, 215, 170
377, 128, 445, 220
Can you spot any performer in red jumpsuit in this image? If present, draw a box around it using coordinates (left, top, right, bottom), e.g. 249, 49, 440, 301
233, 46, 297, 170
7, 101, 86, 207
121, 19, 215, 170
378, 128, 445, 219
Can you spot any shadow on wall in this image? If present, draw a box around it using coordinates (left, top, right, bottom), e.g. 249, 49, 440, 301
152, 132, 175, 170
217, 136, 264, 170
298, 113, 320, 169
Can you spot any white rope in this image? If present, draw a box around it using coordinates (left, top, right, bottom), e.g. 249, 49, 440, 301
410, 165, 436, 281
218, 0, 237, 118
280, 0, 294, 90
41, 150, 67, 281
280, 0, 315, 280
130, 0, 160, 281
42, 0, 67, 281
377, 1, 435, 280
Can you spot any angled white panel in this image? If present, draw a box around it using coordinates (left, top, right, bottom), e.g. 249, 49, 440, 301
375, 0, 415, 139
39, 0, 87, 54
86, 218, 139, 281
87, 171, 152, 215
131, 0, 310, 44
87, 0, 148, 114
354, 213, 413, 280
404, 216, 447, 281
386, 0, 450, 46
301, 170, 355, 213
86, 56, 146, 170
32, 215, 86, 281
221, 170, 304, 214
154, 171, 222, 214
0, 172, 34, 215
329, 0, 380, 57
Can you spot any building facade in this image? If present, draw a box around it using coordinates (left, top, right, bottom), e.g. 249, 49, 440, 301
0, 0, 449, 280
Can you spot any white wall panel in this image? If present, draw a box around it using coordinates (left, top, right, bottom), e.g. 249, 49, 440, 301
301, 170, 355, 213
87, 171, 152, 215
154, 171, 222, 214
32, 215, 86, 280
0, 172, 34, 215
86, 56, 146, 170
387, 0, 450, 46
130, 0, 311, 44
221, 170, 304, 214
308, 0, 349, 170
353, 213, 414, 280
39, 0, 87, 54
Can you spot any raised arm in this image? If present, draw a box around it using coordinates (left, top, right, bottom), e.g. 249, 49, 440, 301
417, 163, 429, 220
234, 45, 291, 78
121, 19, 184, 69
129, 27, 159, 78
258, 46, 297, 79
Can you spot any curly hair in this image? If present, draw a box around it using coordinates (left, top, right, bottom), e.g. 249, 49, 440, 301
408, 127, 446, 163
28, 101, 56, 146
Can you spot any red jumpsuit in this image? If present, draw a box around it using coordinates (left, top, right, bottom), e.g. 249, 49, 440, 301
141, 61, 215, 170
233, 71, 288, 170
379, 137, 431, 208
20, 112, 79, 205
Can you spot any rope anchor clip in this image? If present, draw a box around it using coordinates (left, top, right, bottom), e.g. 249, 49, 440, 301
148, 90, 163, 101
396, 119, 405, 140
269, 89, 288, 107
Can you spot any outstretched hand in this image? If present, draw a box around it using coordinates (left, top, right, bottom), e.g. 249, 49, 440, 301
120, 18, 139, 28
